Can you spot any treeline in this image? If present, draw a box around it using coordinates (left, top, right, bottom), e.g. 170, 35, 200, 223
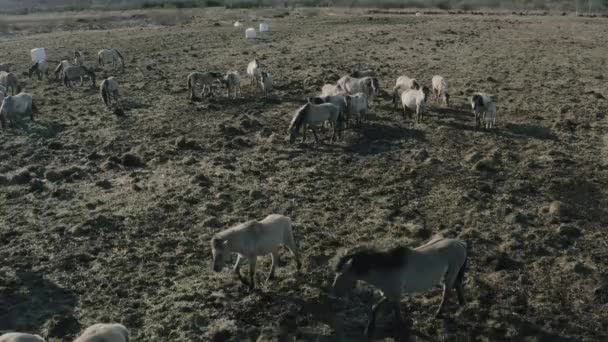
1, 0, 607, 14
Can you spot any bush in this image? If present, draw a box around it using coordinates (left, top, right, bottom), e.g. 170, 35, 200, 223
437, 0, 451, 10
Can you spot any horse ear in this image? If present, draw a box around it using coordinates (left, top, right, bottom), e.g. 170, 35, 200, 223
340, 258, 353, 273
212, 237, 224, 248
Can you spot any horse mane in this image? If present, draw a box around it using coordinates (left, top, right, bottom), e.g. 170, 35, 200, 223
288, 103, 310, 132
336, 245, 408, 275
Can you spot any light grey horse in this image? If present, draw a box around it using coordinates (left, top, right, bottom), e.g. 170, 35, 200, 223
211, 214, 301, 291
332, 237, 468, 338
73, 323, 129, 342
100, 77, 120, 108
0, 71, 20, 95
63, 66, 96, 88
0, 93, 37, 129
28, 61, 49, 80
54, 60, 72, 80
187, 71, 223, 100
0, 333, 45, 342
97, 49, 125, 70
288, 102, 343, 144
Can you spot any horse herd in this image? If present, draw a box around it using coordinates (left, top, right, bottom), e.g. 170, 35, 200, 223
1, 47, 498, 340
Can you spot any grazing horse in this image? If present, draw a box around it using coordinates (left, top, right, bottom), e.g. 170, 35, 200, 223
73, 323, 129, 342
0, 63, 10, 72
222, 71, 242, 99
0, 93, 37, 129
187, 71, 223, 100
54, 60, 72, 80
0, 72, 20, 95
63, 66, 96, 88
288, 102, 343, 144
97, 49, 125, 70
0, 333, 45, 342
332, 237, 468, 338
28, 61, 50, 80
100, 77, 120, 108
337, 75, 380, 107
211, 214, 301, 291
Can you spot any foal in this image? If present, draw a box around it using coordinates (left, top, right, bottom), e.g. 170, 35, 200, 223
332, 237, 468, 338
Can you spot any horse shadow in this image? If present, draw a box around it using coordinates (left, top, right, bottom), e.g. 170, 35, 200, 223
503, 122, 557, 140
345, 121, 426, 155
5, 116, 65, 139
0, 270, 79, 335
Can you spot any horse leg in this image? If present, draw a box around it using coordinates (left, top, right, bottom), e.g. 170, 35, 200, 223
311, 127, 320, 144
266, 251, 278, 282
233, 254, 248, 286
248, 256, 257, 291
365, 297, 387, 338
435, 284, 449, 318
302, 124, 307, 143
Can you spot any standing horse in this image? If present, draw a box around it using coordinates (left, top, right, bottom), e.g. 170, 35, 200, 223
97, 49, 125, 70
0, 71, 20, 95
100, 77, 120, 108
288, 102, 343, 144
332, 237, 468, 338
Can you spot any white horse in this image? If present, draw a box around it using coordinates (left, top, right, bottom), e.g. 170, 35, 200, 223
211, 214, 301, 291
100, 77, 120, 108
392, 76, 420, 109
400, 86, 430, 123
73, 323, 129, 342
97, 49, 125, 70
431, 75, 450, 107
337, 75, 380, 107
247, 58, 261, 87
187, 71, 223, 100
63, 66, 96, 88
258, 71, 272, 99
332, 237, 468, 338
28, 61, 49, 80
54, 60, 72, 80
0, 93, 37, 129
288, 102, 343, 144
222, 71, 242, 99
0, 333, 45, 342
0, 71, 20, 95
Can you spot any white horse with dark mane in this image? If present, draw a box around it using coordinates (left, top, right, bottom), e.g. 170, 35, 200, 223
332, 236, 468, 339
288, 102, 343, 144
28, 61, 49, 80
97, 49, 125, 70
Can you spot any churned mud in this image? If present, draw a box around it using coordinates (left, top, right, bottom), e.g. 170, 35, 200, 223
1, 7, 607, 342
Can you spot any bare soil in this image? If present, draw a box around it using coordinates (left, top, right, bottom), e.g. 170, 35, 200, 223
1, 7, 607, 342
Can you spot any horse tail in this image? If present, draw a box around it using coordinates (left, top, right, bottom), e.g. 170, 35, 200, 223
114, 49, 125, 67
31, 99, 38, 114
100, 80, 108, 106
98, 52, 103, 66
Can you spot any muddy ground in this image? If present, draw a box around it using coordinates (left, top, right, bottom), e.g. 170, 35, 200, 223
1, 7, 607, 342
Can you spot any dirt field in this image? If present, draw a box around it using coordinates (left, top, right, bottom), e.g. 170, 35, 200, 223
1, 7, 608, 342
